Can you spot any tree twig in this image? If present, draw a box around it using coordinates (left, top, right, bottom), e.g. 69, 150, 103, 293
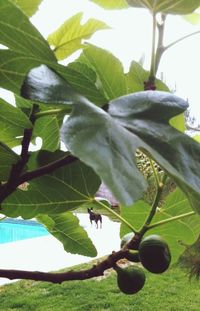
0, 249, 133, 283
0, 155, 78, 203
0, 105, 38, 203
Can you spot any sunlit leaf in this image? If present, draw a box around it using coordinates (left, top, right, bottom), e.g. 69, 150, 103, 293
37, 213, 97, 257
183, 12, 200, 24
48, 12, 109, 60
78, 45, 127, 100
0, 1, 55, 59
12, 0, 43, 17
90, 0, 128, 9
193, 134, 200, 142
127, 0, 200, 14
169, 113, 186, 132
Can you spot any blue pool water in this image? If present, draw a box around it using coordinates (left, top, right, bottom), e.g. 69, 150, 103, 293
0, 218, 49, 244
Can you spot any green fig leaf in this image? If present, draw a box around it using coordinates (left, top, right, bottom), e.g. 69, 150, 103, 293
78, 45, 127, 100
62, 91, 200, 210
0, 98, 32, 147
48, 12, 110, 60
37, 213, 97, 257
120, 189, 200, 263
90, 0, 128, 9
12, 0, 43, 17
126, 0, 200, 15
0, 142, 20, 181
2, 156, 101, 219
126, 61, 169, 93
183, 12, 200, 24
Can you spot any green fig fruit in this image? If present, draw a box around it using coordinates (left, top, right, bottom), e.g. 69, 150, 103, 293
120, 232, 135, 249
125, 250, 140, 262
116, 265, 146, 295
139, 234, 171, 274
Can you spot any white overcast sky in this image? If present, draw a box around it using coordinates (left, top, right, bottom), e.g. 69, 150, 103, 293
1, 0, 200, 120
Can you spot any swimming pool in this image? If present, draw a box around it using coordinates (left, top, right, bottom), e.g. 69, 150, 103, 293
0, 218, 49, 244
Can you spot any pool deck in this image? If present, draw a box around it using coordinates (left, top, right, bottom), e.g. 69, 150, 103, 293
0, 214, 120, 286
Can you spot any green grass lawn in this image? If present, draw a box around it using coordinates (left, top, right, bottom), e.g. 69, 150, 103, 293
0, 261, 199, 311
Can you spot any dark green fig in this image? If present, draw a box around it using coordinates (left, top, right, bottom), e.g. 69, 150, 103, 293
120, 232, 135, 249
116, 265, 146, 295
125, 250, 140, 262
139, 234, 171, 274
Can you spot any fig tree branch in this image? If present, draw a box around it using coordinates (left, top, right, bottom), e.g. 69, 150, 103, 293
0, 155, 77, 204
0, 104, 38, 203
0, 249, 134, 283
139, 173, 168, 236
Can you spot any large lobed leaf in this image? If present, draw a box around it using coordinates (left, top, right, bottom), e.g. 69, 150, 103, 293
48, 12, 110, 60
37, 213, 97, 257
126, 0, 200, 15
108, 91, 200, 209
78, 45, 127, 100
0, 0, 107, 107
61, 91, 200, 212
0, 1, 55, 59
120, 189, 200, 263
2, 154, 101, 219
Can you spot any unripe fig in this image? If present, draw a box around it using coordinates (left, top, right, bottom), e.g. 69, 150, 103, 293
139, 234, 171, 274
116, 265, 146, 295
125, 250, 140, 263
120, 232, 135, 249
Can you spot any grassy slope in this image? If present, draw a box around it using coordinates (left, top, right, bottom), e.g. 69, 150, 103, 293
0, 262, 199, 311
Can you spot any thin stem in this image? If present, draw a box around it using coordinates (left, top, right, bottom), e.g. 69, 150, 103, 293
147, 211, 195, 230
149, 158, 160, 187
149, 12, 157, 82
0, 104, 38, 204
155, 14, 166, 74
94, 199, 138, 234
165, 30, 200, 52
35, 108, 70, 119
139, 173, 167, 236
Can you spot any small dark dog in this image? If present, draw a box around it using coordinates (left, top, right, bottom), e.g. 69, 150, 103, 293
87, 208, 102, 229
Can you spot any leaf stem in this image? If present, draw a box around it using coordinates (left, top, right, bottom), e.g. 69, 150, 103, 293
155, 14, 166, 74
149, 157, 160, 187
164, 30, 200, 51
35, 108, 71, 119
139, 172, 167, 236
149, 12, 157, 81
147, 211, 195, 230
94, 199, 138, 234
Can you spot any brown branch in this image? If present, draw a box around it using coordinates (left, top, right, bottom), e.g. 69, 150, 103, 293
0, 105, 38, 203
0, 155, 78, 203
0, 249, 132, 283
